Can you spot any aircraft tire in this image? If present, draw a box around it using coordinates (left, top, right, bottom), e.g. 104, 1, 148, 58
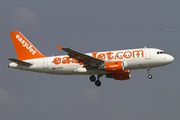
95, 80, 101, 87
148, 74, 152, 79
90, 75, 96, 82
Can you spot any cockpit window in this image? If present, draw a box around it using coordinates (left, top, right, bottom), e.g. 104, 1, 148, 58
157, 51, 165, 54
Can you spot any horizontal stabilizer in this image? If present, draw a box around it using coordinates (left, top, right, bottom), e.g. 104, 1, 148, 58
7, 58, 32, 66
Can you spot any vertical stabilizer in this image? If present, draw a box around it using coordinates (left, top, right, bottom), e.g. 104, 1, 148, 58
10, 31, 46, 60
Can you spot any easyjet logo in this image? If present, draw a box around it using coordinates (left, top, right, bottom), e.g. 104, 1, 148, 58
109, 65, 118, 67
92, 50, 144, 60
53, 57, 83, 65
53, 50, 144, 65
16, 35, 36, 55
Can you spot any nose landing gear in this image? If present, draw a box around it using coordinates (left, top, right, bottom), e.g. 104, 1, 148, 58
147, 68, 153, 79
148, 74, 152, 79
89, 74, 103, 87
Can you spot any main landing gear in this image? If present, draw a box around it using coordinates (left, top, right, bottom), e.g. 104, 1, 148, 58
89, 74, 103, 87
147, 68, 153, 79
90, 75, 96, 82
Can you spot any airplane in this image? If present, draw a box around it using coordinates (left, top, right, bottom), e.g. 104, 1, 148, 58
8, 31, 174, 87
166, 28, 178, 32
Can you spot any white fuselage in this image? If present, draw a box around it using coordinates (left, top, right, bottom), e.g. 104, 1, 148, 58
9, 48, 174, 75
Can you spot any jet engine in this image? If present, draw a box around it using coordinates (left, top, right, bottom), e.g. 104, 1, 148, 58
105, 61, 124, 72
106, 70, 131, 80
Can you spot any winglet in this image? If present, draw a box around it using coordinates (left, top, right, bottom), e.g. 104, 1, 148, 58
57, 45, 63, 51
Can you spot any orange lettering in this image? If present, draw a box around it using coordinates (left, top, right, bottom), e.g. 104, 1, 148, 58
97, 53, 106, 60
124, 51, 132, 59
116, 52, 123, 59
79, 62, 83, 65
77, 58, 84, 65
71, 58, 78, 63
106, 52, 113, 60
53, 57, 61, 65
62, 57, 70, 64
70, 58, 83, 65
92, 53, 97, 58
133, 50, 144, 58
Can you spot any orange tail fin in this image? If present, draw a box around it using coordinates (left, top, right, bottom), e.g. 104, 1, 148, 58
10, 31, 47, 60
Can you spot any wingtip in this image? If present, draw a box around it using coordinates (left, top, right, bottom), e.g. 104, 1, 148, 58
57, 45, 63, 51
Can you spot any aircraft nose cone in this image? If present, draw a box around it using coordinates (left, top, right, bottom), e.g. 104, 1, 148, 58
168, 55, 174, 63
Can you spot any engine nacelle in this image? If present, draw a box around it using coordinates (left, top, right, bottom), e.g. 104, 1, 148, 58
106, 70, 131, 80
105, 61, 124, 72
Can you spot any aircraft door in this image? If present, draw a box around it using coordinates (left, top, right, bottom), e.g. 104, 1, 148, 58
145, 48, 151, 59
43, 58, 48, 69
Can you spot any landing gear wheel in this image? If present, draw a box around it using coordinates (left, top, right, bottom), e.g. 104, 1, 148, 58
90, 75, 96, 82
95, 80, 101, 87
148, 74, 152, 79
147, 68, 153, 79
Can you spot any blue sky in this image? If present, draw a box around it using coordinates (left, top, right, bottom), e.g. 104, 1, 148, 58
1, 0, 180, 120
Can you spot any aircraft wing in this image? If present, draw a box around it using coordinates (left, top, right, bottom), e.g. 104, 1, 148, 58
58, 46, 104, 68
